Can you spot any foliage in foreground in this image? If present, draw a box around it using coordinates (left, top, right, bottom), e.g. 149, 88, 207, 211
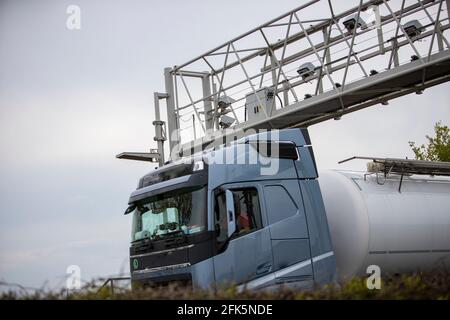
409, 121, 450, 162
1, 270, 450, 300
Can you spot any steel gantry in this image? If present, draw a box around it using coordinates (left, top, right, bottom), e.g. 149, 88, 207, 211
117, 0, 450, 165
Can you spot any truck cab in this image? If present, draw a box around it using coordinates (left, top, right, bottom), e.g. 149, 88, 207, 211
124, 128, 336, 290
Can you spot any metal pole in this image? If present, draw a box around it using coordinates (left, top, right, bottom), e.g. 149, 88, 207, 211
373, 5, 385, 54
322, 26, 332, 74
270, 53, 277, 88
202, 73, 213, 132
393, 40, 400, 67
274, 13, 293, 89
341, 0, 364, 90
211, 82, 219, 130
259, 50, 269, 88
282, 82, 289, 106
447, 0, 450, 22
192, 114, 197, 140
153, 92, 167, 166
164, 67, 180, 160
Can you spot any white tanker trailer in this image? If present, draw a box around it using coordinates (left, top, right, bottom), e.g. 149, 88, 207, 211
319, 167, 450, 280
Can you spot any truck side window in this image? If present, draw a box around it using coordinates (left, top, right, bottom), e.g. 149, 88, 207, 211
264, 185, 298, 224
214, 187, 262, 248
232, 188, 262, 235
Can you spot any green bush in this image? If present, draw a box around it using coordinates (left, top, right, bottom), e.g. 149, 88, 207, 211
2, 270, 449, 300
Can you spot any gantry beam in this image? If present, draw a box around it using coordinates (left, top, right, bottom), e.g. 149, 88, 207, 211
118, 0, 450, 164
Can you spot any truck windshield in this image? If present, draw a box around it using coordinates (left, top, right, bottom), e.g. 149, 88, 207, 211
131, 186, 207, 242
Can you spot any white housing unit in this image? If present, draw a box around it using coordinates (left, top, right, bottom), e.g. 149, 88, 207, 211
318, 170, 450, 280
245, 87, 275, 123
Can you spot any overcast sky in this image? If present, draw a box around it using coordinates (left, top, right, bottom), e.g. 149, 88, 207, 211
0, 0, 449, 291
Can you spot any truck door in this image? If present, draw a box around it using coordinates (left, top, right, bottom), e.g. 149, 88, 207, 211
262, 180, 313, 287
212, 185, 273, 288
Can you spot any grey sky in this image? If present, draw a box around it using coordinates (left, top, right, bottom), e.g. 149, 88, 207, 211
0, 0, 449, 290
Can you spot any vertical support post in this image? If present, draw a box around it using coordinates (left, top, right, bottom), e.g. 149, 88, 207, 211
212, 82, 219, 130
164, 67, 180, 160
373, 5, 385, 54
270, 53, 278, 88
269, 50, 282, 114
259, 50, 269, 89
153, 92, 167, 167
282, 82, 289, 106
271, 13, 293, 115
340, 0, 363, 90
322, 27, 332, 74
192, 114, 197, 140
316, 27, 328, 96
317, 76, 324, 94
437, 32, 444, 51
202, 73, 213, 132
393, 40, 400, 67
447, 0, 450, 23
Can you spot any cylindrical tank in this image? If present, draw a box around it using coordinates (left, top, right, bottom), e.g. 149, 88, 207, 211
318, 169, 450, 280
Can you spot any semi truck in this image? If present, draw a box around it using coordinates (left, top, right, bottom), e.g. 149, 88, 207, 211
123, 128, 450, 290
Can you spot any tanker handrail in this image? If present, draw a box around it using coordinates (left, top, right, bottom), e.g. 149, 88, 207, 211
339, 156, 450, 178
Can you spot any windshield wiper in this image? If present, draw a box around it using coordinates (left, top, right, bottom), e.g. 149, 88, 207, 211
133, 229, 185, 248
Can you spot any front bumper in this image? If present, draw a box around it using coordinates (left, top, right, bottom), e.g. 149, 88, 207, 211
131, 258, 215, 290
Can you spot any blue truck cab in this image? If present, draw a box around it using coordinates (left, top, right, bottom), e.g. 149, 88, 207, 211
125, 128, 336, 290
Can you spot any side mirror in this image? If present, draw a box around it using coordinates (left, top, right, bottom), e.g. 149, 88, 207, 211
124, 204, 136, 215
225, 190, 236, 238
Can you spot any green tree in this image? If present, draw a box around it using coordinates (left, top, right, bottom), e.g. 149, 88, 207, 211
408, 121, 450, 162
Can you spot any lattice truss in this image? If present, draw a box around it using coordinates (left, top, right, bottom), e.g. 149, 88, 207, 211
158, 0, 450, 147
